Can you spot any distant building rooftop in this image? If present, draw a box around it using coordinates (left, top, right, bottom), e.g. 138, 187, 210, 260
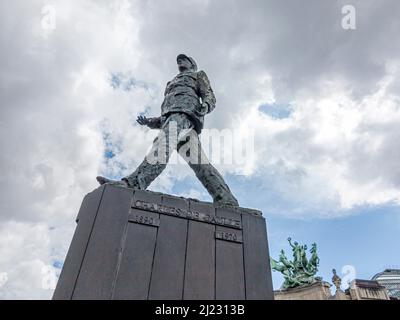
353, 279, 386, 289
371, 269, 400, 299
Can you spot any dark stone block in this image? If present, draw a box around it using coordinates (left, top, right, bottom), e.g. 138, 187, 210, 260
184, 200, 216, 300
216, 232, 245, 300
53, 185, 274, 300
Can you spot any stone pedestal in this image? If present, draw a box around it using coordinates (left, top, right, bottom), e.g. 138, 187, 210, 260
274, 281, 332, 300
53, 185, 274, 300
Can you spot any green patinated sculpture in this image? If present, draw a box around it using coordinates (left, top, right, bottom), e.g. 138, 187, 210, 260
271, 238, 321, 289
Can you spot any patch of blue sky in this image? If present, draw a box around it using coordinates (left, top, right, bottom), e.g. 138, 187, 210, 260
104, 149, 115, 159
259, 103, 293, 119
102, 131, 122, 158
109, 72, 153, 93
53, 261, 63, 269
99, 128, 127, 179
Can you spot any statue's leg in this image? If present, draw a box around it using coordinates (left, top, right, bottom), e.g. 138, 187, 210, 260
189, 162, 239, 207
122, 126, 171, 189
177, 128, 239, 207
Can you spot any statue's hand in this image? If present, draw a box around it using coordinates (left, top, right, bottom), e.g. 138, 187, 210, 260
137, 115, 149, 126
198, 102, 209, 116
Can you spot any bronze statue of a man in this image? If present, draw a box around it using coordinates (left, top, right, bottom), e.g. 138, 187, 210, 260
97, 54, 239, 207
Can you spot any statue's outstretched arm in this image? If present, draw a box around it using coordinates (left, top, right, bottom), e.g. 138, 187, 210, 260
137, 115, 162, 129
147, 117, 162, 129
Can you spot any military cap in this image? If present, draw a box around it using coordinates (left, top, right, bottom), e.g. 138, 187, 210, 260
176, 54, 197, 71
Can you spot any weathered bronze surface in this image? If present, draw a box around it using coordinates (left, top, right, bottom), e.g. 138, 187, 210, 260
97, 54, 239, 207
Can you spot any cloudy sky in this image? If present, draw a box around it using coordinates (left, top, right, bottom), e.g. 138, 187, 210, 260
0, 0, 399, 299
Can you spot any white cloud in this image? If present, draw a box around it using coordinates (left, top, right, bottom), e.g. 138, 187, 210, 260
238, 66, 400, 214
0, 221, 59, 299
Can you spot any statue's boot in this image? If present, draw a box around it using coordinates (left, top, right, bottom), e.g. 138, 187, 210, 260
187, 163, 240, 208
96, 176, 129, 188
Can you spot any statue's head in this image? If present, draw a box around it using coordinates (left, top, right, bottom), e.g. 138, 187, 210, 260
177, 54, 198, 72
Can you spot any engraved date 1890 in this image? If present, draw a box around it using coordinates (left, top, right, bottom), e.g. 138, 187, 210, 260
128, 213, 160, 227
